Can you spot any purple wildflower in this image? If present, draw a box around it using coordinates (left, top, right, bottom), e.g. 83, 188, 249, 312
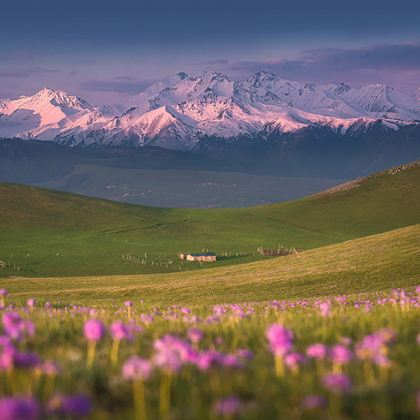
26, 299, 36, 309
214, 396, 243, 416
322, 373, 352, 393
153, 348, 183, 372
221, 354, 243, 368
2, 312, 35, 341
319, 301, 331, 317
83, 319, 106, 342
48, 394, 91, 417
36, 360, 60, 376
195, 350, 222, 371
330, 345, 352, 365
140, 314, 154, 325
152, 335, 195, 372
13, 351, 40, 368
284, 352, 305, 369
122, 356, 153, 381
355, 329, 395, 365
0, 397, 40, 420
302, 395, 327, 410
235, 349, 254, 360
265, 324, 294, 356
187, 328, 203, 344
306, 343, 328, 360
110, 322, 132, 341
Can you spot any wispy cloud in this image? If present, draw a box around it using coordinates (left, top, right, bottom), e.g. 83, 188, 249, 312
222, 42, 420, 90
79, 79, 156, 94
0, 67, 59, 78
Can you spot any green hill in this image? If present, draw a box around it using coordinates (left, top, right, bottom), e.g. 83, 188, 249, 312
0, 161, 419, 277
2, 224, 419, 306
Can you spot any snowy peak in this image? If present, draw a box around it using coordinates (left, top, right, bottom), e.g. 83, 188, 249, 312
32, 87, 93, 111
247, 70, 279, 87
0, 87, 94, 117
0, 87, 97, 140
1, 71, 420, 150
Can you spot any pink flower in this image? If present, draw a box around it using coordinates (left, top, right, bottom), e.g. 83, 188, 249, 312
110, 322, 132, 341
140, 314, 154, 325
153, 348, 183, 372
122, 356, 153, 381
213, 396, 243, 416
265, 324, 294, 356
36, 361, 60, 376
355, 329, 395, 364
221, 354, 243, 368
330, 345, 352, 365
0, 397, 40, 420
284, 352, 305, 369
306, 343, 328, 359
195, 351, 222, 371
26, 299, 36, 309
2, 312, 35, 341
235, 349, 253, 360
319, 301, 331, 317
302, 395, 327, 409
322, 373, 351, 393
187, 328, 203, 344
83, 319, 106, 342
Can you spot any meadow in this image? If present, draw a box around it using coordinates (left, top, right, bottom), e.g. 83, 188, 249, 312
1, 224, 419, 306
0, 162, 419, 418
1, 162, 419, 278
0, 287, 418, 419
0, 223, 418, 418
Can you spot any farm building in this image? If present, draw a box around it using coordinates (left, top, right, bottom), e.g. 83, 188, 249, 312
179, 252, 217, 262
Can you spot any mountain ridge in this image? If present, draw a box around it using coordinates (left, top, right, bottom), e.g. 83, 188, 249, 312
1, 71, 419, 151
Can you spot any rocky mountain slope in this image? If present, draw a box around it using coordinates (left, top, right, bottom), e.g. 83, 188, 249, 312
1, 71, 419, 150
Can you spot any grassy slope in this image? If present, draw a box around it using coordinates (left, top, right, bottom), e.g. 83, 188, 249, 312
0, 162, 419, 277
1, 224, 419, 306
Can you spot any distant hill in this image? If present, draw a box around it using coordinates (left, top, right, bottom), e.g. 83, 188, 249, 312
1, 136, 419, 208
0, 161, 419, 277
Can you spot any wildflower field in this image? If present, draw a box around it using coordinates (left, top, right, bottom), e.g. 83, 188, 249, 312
0, 287, 419, 419
0, 164, 419, 419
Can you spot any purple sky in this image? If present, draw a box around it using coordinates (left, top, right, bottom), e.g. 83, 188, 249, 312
1, 0, 419, 104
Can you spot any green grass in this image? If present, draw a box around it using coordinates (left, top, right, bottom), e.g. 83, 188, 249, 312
2, 224, 419, 307
0, 161, 419, 278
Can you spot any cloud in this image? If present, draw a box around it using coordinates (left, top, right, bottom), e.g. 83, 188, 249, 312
0, 51, 36, 62
192, 59, 230, 66
0, 67, 59, 78
223, 42, 420, 90
79, 79, 156, 94
113, 76, 136, 81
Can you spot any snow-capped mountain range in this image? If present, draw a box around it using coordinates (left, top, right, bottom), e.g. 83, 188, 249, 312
1, 71, 419, 150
